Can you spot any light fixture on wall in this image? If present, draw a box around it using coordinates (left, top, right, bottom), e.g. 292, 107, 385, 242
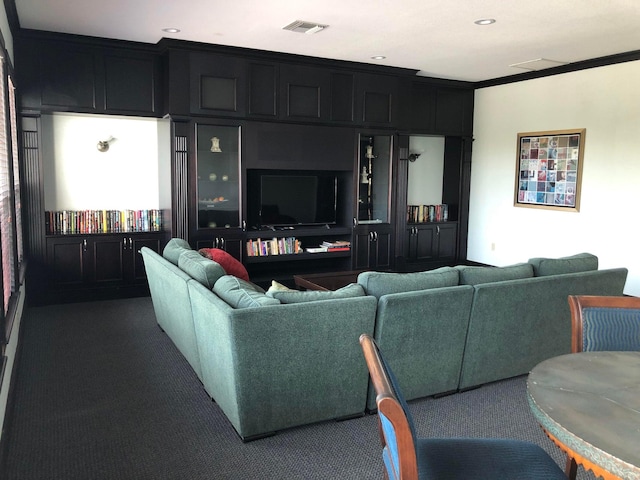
97, 136, 115, 152
408, 153, 421, 162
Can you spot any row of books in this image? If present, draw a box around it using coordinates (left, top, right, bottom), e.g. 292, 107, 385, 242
246, 237, 302, 257
46, 209, 163, 235
407, 204, 449, 223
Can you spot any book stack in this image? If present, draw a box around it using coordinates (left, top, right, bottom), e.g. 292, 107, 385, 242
246, 237, 301, 257
406, 204, 449, 223
321, 240, 351, 252
45, 209, 163, 235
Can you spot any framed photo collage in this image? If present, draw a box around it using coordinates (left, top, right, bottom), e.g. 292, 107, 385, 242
514, 129, 585, 211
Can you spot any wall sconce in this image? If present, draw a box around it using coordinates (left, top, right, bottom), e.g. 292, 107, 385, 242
210, 137, 222, 152
408, 153, 421, 162
97, 136, 115, 152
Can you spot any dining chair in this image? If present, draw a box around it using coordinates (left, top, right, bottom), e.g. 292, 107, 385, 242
569, 295, 640, 353
565, 295, 640, 479
359, 333, 567, 480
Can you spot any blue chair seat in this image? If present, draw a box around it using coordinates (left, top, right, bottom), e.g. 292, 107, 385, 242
417, 438, 566, 480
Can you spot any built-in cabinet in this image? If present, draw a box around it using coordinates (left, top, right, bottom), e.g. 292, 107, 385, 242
404, 223, 457, 266
353, 226, 393, 271
44, 233, 164, 301
17, 34, 161, 116
18, 31, 474, 300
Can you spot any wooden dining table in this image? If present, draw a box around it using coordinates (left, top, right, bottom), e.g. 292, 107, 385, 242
527, 351, 640, 480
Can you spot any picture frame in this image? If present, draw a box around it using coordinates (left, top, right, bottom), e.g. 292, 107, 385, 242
514, 128, 585, 212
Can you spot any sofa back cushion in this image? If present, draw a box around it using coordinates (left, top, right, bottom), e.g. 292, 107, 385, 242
213, 275, 281, 308
357, 267, 459, 299
455, 263, 534, 285
267, 283, 365, 304
163, 238, 191, 265
528, 253, 598, 277
178, 250, 226, 288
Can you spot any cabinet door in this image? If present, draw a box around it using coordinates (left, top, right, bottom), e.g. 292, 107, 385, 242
128, 235, 163, 283
248, 62, 278, 117
194, 231, 244, 263
46, 237, 86, 286
353, 226, 393, 270
279, 64, 330, 121
194, 124, 241, 230
435, 87, 474, 135
190, 53, 246, 116
104, 51, 160, 115
409, 82, 437, 132
435, 223, 457, 260
406, 226, 436, 262
357, 134, 393, 224
357, 73, 399, 127
40, 46, 98, 111
89, 236, 125, 285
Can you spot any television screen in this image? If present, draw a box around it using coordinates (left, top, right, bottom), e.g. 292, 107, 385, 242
259, 174, 337, 227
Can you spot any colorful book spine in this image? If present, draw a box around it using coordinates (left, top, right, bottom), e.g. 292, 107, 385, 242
45, 209, 163, 235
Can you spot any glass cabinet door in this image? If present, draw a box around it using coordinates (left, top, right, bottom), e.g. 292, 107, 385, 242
196, 124, 241, 229
357, 134, 392, 223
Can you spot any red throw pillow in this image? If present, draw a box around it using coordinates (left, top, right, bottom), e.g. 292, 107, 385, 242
198, 248, 250, 282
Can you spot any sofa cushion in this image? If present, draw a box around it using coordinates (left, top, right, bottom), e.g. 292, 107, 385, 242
213, 275, 281, 309
455, 263, 534, 285
267, 283, 365, 304
199, 248, 250, 281
265, 280, 292, 294
357, 267, 459, 298
528, 253, 598, 277
163, 238, 191, 265
178, 250, 226, 288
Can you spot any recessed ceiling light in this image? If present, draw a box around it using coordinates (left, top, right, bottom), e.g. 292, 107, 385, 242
474, 18, 496, 25
162, 28, 181, 33
371, 55, 386, 60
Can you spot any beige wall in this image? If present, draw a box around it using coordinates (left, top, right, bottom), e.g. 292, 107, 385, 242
470, 60, 640, 295
42, 113, 164, 211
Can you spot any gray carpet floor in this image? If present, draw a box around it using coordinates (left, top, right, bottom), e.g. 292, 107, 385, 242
1, 296, 596, 479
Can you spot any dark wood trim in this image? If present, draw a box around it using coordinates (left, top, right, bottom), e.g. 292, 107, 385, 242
475, 49, 640, 89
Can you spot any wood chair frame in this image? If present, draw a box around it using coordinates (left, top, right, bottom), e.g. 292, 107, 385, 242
569, 294, 640, 353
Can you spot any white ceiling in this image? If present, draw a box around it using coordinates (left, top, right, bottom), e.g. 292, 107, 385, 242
14, 0, 640, 82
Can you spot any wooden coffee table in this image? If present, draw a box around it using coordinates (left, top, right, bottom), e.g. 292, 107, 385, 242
293, 270, 367, 291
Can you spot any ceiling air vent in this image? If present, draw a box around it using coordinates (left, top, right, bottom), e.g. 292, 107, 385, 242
509, 58, 567, 71
282, 20, 328, 34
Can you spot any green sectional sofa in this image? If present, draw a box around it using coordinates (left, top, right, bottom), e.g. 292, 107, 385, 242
143, 240, 628, 439
141, 241, 377, 441
357, 254, 628, 410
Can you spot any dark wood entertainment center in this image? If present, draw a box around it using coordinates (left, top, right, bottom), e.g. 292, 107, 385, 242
16, 29, 473, 300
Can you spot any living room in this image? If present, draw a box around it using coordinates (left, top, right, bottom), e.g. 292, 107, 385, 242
1, 1, 639, 478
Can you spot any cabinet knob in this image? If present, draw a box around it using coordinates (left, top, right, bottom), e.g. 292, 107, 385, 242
437, 226, 440, 235
83, 239, 87, 252
219, 237, 225, 250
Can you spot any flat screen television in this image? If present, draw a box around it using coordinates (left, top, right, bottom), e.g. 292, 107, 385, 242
258, 173, 338, 227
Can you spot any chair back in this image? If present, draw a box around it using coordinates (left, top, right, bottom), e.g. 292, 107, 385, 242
569, 295, 640, 353
360, 334, 418, 480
